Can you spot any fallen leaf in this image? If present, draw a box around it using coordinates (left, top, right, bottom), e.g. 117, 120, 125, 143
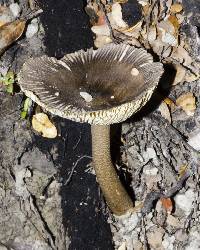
111, 3, 128, 29
91, 24, 110, 36
171, 46, 193, 66
96, 14, 106, 26
151, 39, 165, 56
115, 0, 128, 3
85, 2, 99, 25
122, 21, 142, 35
147, 227, 165, 249
138, 0, 149, 7
166, 214, 180, 227
157, 101, 171, 123
21, 97, 32, 119
173, 64, 186, 85
176, 92, 196, 116
166, 0, 173, 10
32, 113, 57, 138
0, 71, 15, 94
164, 97, 176, 106
0, 5, 14, 27
170, 3, 183, 14
179, 164, 188, 178
158, 20, 175, 35
184, 72, 199, 82
147, 25, 157, 44
118, 242, 126, 250
94, 35, 112, 48
176, 13, 184, 24
0, 19, 26, 55
159, 30, 177, 46
168, 15, 180, 35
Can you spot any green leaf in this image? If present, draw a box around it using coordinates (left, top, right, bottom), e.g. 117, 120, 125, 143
21, 97, 32, 119
6, 83, 13, 94
23, 97, 32, 112
1, 71, 15, 86
20, 110, 27, 119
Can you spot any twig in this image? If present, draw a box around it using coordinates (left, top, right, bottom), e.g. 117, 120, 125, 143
64, 155, 92, 185
98, 1, 123, 44
141, 216, 149, 250
21, 8, 43, 21
148, 113, 200, 155
73, 131, 82, 150
141, 171, 190, 214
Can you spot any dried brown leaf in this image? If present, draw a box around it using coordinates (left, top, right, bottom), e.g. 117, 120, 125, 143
173, 64, 186, 85
32, 113, 57, 138
171, 46, 193, 66
158, 101, 171, 123
176, 93, 196, 116
170, 3, 183, 14
94, 35, 112, 48
147, 25, 157, 44
168, 15, 180, 34
0, 19, 26, 55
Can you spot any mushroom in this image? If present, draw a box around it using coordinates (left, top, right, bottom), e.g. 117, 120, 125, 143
18, 44, 163, 216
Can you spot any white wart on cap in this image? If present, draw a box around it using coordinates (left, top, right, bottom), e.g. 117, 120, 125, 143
18, 44, 163, 125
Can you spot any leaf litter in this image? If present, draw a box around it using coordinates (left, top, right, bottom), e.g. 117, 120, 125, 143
85, 0, 200, 249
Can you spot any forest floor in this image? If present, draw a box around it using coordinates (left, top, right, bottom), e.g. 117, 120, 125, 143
0, 0, 200, 250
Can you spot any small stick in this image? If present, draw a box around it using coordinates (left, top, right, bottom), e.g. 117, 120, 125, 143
64, 155, 92, 185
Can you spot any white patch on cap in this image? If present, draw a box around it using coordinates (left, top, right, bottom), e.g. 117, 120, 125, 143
80, 92, 93, 102
110, 96, 115, 99
55, 92, 60, 96
131, 68, 139, 76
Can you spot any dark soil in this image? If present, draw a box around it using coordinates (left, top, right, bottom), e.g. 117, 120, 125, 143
36, 0, 114, 249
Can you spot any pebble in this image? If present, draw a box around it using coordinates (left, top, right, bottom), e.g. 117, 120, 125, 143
162, 234, 175, 250
185, 230, 200, 250
143, 166, 158, 176
111, 3, 127, 29
0, 6, 14, 25
175, 229, 188, 242
166, 214, 180, 227
94, 35, 112, 48
147, 227, 164, 249
143, 147, 159, 166
9, 3, 21, 18
117, 242, 126, 250
188, 131, 200, 150
174, 188, 195, 216
26, 18, 39, 39
91, 24, 110, 36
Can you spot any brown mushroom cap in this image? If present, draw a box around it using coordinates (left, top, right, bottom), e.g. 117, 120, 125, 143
18, 44, 163, 125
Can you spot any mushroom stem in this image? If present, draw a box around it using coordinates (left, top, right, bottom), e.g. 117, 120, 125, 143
91, 124, 133, 215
